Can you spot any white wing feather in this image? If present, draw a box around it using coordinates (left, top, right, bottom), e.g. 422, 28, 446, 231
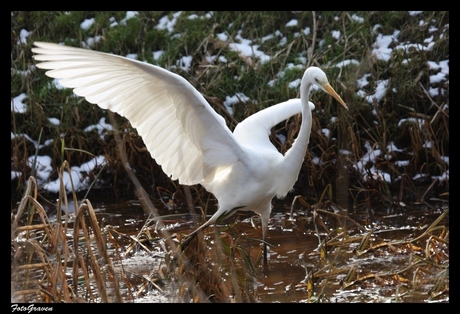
233, 99, 314, 149
32, 42, 246, 185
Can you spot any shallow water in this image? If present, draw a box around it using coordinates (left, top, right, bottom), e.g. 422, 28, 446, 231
86, 197, 448, 303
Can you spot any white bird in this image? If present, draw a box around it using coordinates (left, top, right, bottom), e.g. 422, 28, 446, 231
32, 42, 348, 264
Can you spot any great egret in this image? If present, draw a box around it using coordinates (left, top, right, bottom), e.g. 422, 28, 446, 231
32, 42, 348, 264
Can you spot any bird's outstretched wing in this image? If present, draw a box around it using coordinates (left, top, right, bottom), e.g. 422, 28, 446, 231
32, 42, 246, 185
233, 99, 314, 150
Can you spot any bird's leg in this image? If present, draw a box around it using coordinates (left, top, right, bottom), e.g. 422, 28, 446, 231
263, 240, 268, 265
181, 206, 245, 250
262, 228, 269, 265
181, 221, 211, 249
259, 207, 271, 266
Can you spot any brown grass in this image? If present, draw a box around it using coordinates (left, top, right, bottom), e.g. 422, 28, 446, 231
11, 177, 449, 302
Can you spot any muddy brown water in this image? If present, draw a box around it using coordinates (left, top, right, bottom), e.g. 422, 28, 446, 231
54, 197, 449, 303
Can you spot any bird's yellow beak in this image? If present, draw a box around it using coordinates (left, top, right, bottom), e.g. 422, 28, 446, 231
324, 83, 348, 110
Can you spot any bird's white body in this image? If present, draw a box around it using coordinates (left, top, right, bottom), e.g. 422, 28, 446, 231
32, 42, 347, 263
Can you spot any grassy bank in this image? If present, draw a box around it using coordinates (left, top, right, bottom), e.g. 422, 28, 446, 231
12, 11, 449, 206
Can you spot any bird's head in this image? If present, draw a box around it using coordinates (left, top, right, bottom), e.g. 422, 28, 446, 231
305, 67, 348, 110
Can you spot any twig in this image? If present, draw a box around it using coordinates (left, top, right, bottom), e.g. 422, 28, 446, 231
306, 11, 317, 68
418, 82, 448, 123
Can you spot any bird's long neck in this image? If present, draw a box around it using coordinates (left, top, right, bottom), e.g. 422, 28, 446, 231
281, 80, 313, 187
